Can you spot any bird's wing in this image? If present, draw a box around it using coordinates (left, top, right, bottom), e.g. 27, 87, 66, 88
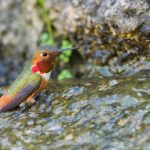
1, 65, 42, 111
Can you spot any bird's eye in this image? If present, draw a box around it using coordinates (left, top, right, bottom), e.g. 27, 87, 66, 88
42, 52, 48, 57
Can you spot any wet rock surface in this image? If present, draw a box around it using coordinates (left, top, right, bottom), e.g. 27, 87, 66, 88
0, 70, 150, 149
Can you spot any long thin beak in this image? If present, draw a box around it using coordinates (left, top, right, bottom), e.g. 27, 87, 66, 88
39, 45, 78, 55
58, 47, 78, 52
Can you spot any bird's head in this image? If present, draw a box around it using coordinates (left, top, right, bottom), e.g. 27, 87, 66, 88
31, 46, 77, 74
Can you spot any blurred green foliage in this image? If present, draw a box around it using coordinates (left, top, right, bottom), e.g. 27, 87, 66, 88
39, 32, 55, 46
59, 40, 73, 63
35, 0, 73, 80
58, 40, 73, 80
35, 0, 44, 7
58, 70, 73, 80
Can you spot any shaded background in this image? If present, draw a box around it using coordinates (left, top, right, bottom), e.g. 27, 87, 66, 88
0, 0, 149, 84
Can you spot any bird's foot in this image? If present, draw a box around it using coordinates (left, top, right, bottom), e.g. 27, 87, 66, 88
18, 98, 36, 113
19, 98, 36, 108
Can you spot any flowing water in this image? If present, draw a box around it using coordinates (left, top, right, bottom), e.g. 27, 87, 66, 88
0, 70, 150, 150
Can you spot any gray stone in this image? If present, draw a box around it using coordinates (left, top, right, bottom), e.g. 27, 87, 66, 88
45, 0, 150, 54
0, 0, 43, 53
0, 0, 43, 84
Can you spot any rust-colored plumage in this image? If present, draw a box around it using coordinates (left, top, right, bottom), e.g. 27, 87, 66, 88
0, 46, 76, 112
32, 50, 58, 74
0, 48, 59, 112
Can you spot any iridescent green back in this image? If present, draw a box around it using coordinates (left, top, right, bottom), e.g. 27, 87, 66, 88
8, 64, 42, 96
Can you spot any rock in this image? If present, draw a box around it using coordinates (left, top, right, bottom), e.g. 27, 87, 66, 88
45, 0, 150, 62
0, 0, 149, 83
0, 70, 150, 149
0, 0, 43, 85
0, 0, 43, 53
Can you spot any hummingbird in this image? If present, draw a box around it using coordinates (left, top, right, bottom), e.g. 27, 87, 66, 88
0, 46, 76, 112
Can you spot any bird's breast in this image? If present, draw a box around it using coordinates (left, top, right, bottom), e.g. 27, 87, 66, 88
37, 71, 51, 81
